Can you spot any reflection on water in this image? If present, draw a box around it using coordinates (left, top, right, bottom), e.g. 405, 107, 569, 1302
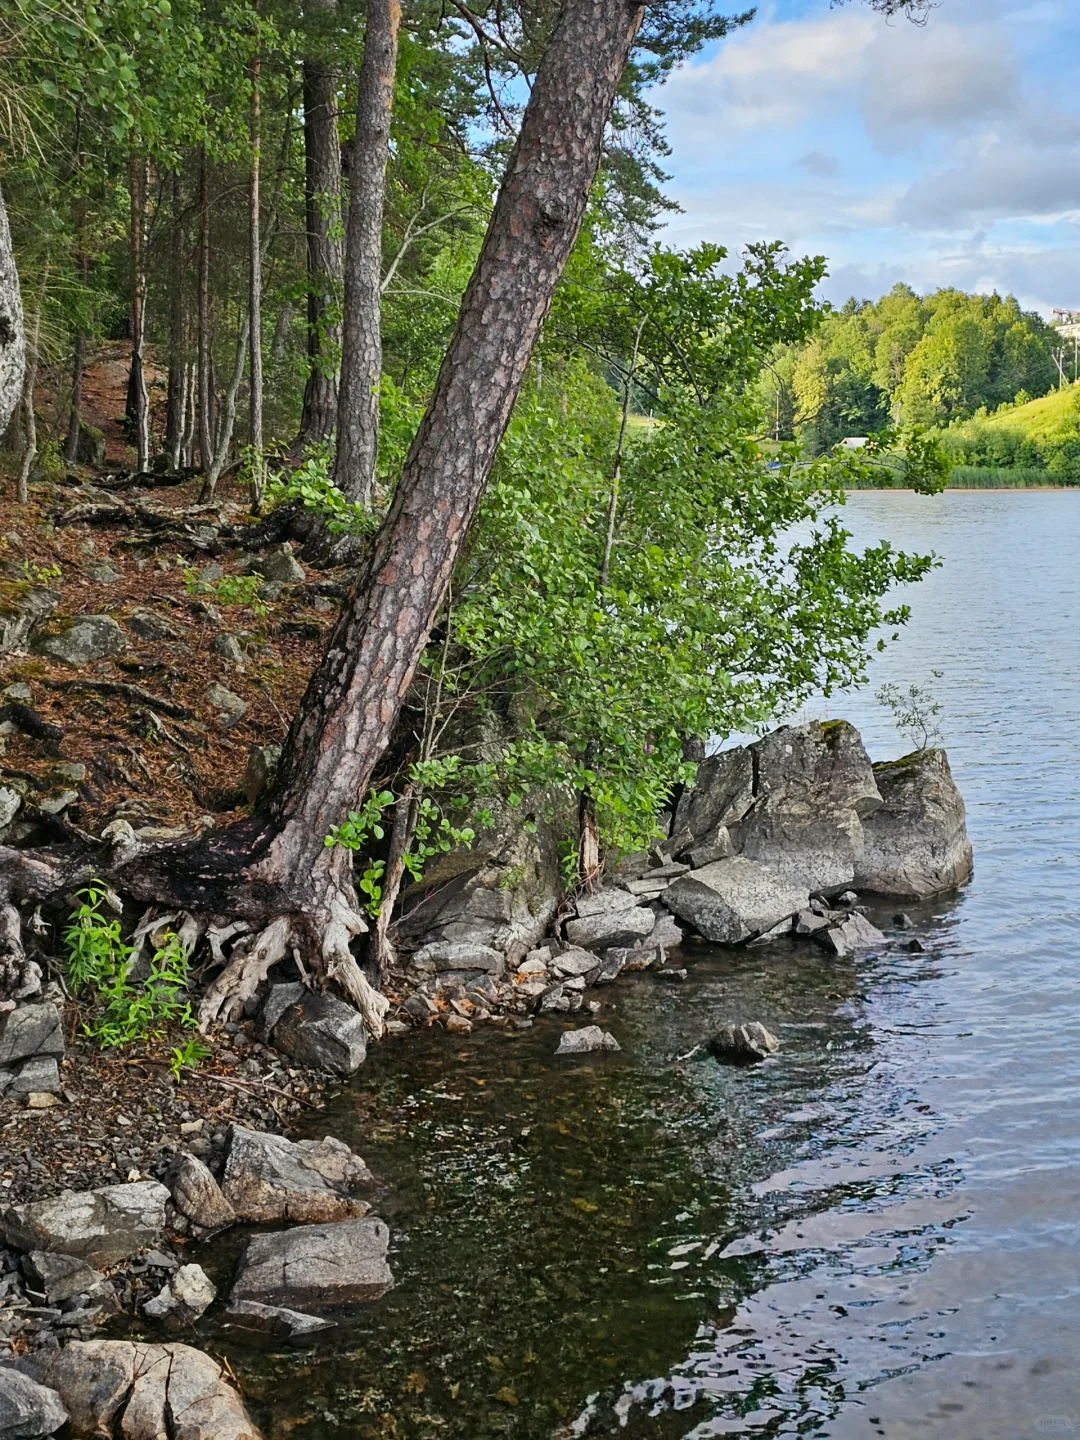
220, 493, 1080, 1438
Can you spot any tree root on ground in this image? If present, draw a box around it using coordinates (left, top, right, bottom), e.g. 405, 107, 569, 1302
0, 829, 389, 1038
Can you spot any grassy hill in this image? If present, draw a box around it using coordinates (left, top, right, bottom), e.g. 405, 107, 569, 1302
981, 385, 1080, 440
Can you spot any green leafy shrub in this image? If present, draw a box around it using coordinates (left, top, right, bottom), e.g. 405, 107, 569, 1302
64, 884, 198, 1048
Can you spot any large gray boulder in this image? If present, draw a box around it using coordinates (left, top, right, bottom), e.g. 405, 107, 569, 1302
31, 615, 126, 666
267, 990, 367, 1076
230, 1217, 393, 1309
0, 1005, 63, 1067
672, 722, 882, 894
221, 1126, 373, 1224
662, 857, 808, 945
396, 798, 561, 968
564, 891, 655, 951
855, 749, 973, 897
0, 1367, 67, 1440
0, 1181, 170, 1267
37, 1341, 261, 1440
0, 182, 25, 438
0, 589, 58, 656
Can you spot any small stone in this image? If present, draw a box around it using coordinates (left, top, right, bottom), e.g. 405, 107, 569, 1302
223, 1298, 335, 1339
84, 561, 122, 585
241, 744, 281, 805
204, 682, 246, 715
902, 937, 926, 953
167, 1152, 236, 1236
708, 1021, 780, 1066
198, 562, 223, 583
657, 967, 688, 982
48, 762, 86, 785
555, 1026, 621, 1056
893, 912, 915, 929
516, 957, 548, 977
249, 545, 305, 584
2, 682, 31, 701
445, 1015, 473, 1035
179, 1119, 204, 1136
35, 789, 79, 815
126, 608, 183, 642
210, 633, 245, 663
813, 910, 886, 957
143, 1263, 216, 1323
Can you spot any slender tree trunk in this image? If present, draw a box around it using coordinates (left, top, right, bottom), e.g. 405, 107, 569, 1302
248, 40, 265, 506
296, 0, 343, 451
332, 0, 401, 505
197, 148, 213, 473
203, 313, 250, 496
16, 265, 48, 503
164, 171, 186, 470
0, 182, 25, 439
62, 259, 88, 466
127, 152, 151, 471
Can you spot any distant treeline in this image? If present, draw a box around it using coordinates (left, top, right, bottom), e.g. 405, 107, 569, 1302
758, 284, 1062, 455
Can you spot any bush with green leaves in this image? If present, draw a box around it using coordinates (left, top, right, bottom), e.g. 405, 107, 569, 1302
426, 241, 941, 858
63, 883, 198, 1049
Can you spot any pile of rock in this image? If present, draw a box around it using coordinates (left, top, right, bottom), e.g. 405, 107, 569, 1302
0, 1121, 393, 1429
377, 721, 970, 1037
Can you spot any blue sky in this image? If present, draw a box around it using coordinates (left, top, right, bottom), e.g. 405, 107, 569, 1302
652, 0, 1080, 315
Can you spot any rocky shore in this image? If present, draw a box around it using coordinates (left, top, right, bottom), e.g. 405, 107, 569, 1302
0, 705, 972, 1438
0, 472, 973, 1440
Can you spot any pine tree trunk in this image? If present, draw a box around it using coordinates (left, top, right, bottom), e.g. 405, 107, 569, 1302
0, 182, 27, 441
62, 295, 87, 466
248, 44, 264, 504
332, 0, 400, 505
127, 152, 151, 471
296, 0, 343, 450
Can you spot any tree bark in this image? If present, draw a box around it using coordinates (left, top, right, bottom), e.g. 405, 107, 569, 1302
0, 181, 26, 440
197, 148, 213, 473
296, 0, 344, 451
127, 152, 151, 471
248, 41, 265, 505
164, 172, 186, 470
63, 319, 87, 465
16, 267, 46, 503
332, 0, 401, 505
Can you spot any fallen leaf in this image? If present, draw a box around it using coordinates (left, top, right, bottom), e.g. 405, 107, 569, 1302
496, 1387, 519, 1406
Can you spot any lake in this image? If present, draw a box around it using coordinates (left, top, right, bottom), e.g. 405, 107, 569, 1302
221, 490, 1080, 1439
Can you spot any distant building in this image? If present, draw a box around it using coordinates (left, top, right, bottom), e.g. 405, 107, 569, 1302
840, 436, 869, 449
1052, 309, 1080, 341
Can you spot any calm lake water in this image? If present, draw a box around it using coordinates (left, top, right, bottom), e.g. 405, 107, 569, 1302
218, 491, 1080, 1439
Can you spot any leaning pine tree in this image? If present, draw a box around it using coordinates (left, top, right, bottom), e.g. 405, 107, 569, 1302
0, 0, 646, 1032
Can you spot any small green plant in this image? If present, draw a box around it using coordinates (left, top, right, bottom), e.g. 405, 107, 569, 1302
168, 1037, 212, 1081
876, 671, 945, 752
183, 569, 267, 616
21, 559, 62, 584
264, 452, 378, 537
325, 771, 476, 918
64, 885, 198, 1049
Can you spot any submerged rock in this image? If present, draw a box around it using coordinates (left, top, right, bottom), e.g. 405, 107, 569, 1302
554, 1026, 621, 1056
813, 909, 885, 957
37, 1340, 261, 1440
0, 1181, 170, 1267
221, 1126, 373, 1224
855, 749, 973, 898
708, 1022, 781, 1066
0, 1366, 68, 1440
662, 857, 808, 946
223, 1299, 335, 1340
230, 1217, 393, 1309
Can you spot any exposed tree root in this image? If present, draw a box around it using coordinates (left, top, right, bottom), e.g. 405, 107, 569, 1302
0, 824, 390, 1039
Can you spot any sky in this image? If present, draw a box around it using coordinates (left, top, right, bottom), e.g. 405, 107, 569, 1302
653, 0, 1080, 315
